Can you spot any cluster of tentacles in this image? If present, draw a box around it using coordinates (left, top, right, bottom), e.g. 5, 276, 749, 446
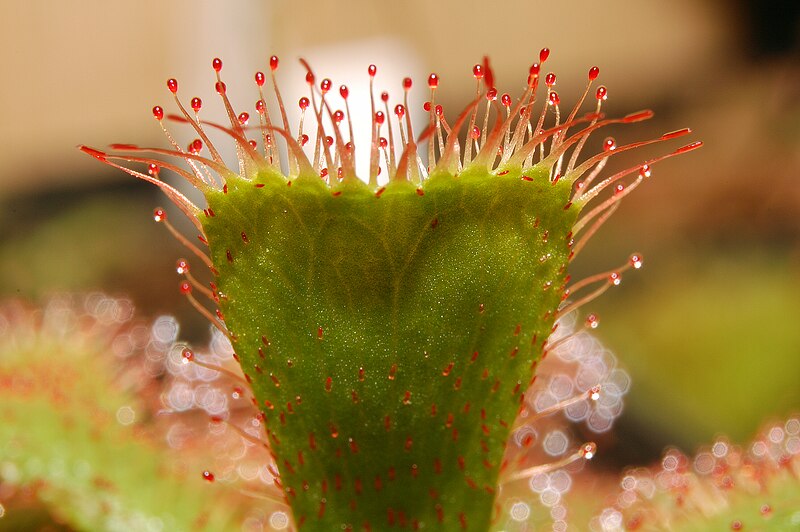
80, 48, 700, 232
79, 48, 701, 530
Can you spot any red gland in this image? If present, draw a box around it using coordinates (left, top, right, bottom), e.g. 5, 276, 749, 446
167, 78, 178, 93
182, 348, 195, 362
176, 258, 190, 274
539, 47, 550, 62
202, 470, 215, 482
152, 106, 164, 120
428, 73, 439, 88
589, 66, 600, 81
179, 281, 192, 294
269, 55, 279, 71
581, 442, 596, 459
212, 57, 222, 72
320, 78, 331, 93
255, 71, 265, 86
190, 97, 202, 111
153, 207, 167, 222
589, 385, 602, 401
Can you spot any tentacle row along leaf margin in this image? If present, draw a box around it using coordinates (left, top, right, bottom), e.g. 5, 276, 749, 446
82, 49, 700, 530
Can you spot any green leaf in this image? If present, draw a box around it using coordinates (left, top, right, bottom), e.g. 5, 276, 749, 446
0, 299, 246, 531
204, 167, 578, 529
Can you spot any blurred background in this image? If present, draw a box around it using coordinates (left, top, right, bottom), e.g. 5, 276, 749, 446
1, 0, 798, 470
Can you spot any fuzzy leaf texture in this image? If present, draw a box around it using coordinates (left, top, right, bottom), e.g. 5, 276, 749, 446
594, 423, 800, 531
82, 52, 702, 530
206, 166, 573, 529
0, 297, 246, 531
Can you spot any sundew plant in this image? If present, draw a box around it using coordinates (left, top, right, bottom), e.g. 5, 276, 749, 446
78, 49, 707, 530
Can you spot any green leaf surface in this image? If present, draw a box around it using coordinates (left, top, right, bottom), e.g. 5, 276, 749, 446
0, 301, 245, 531
204, 167, 578, 529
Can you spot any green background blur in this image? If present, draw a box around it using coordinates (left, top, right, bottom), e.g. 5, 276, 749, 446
1, 0, 798, 467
